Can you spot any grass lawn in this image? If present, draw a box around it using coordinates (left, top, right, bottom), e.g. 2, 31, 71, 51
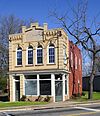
0, 101, 48, 108
72, 91, 100, 102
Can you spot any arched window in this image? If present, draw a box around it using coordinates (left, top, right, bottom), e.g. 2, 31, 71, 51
17, 47, 22, 65
37, 45, 43, 64
27, 46, 33, 64
49, 44, 55, 63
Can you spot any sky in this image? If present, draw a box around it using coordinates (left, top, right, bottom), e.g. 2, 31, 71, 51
0, 0, 100, 29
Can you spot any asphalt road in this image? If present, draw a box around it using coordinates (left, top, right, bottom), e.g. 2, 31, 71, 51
1, 103, 100, 116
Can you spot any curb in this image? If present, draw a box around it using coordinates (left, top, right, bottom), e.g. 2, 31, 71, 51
0, 100, 100, 112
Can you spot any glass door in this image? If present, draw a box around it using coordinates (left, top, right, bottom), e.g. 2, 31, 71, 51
55, 81, 63, 102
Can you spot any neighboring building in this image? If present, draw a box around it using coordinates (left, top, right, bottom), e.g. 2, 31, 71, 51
69, 41, 82, 97
83, 73, 100, 91
9, 23, 82, 102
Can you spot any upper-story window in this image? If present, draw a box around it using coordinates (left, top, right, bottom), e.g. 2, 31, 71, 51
27, 46, 33, 65
63, 45, 67, 64
37, 45, 43, 64
49, 44, 55, 63
75, 54, 77, 69
71, 52, 73, 67
17, 47, 22, 65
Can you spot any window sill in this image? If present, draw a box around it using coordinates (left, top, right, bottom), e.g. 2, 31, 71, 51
47, 63, 56, 65
25, 64, 34, 67
35, 64, 44, 66
25, 95, 37, 96
15, 65, 23, 68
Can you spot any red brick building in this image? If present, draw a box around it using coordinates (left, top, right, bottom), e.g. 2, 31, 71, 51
69, 41, 82, 97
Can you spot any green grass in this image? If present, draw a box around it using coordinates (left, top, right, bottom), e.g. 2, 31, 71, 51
72, 91, 100, 102
0, 101, 48, 108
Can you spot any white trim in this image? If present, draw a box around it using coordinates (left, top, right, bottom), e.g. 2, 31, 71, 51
13, 78, 15, 101
47, 45, 55, 64
37, 74, 40, 96
67, 74, 69, 99
51, 74, 55, 102
62, 74, 65, 101
23, 75, 25, 95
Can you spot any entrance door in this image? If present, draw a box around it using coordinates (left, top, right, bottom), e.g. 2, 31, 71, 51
55, 81, 63, 102
15, 81, 20, 101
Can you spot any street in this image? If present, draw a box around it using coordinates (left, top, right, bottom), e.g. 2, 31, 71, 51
2, 103, 100, 116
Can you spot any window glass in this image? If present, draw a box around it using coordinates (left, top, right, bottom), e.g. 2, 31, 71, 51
65, 80, 67, 94
37, 46, 43, 64
75, 55, 77, 69
17, 47, 22, 65
25, 80, 37, 95
63, 45, 67, 64
40, 80, 51, 95
71, 52, 73, 67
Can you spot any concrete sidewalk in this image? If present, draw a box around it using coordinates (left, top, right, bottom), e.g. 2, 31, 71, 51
0, 100, 100, 112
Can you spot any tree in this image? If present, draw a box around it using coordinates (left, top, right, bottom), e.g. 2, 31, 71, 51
0, 15, 24, 76
51, 0, 100, 99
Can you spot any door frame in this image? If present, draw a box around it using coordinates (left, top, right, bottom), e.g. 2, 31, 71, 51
15, 80, 20, 101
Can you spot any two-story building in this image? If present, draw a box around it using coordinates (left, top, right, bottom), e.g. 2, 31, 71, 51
9, 23, 70, 102
69, 41, 82, 97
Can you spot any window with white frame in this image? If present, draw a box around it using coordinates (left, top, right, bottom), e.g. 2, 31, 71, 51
25, 75, 37, 95
27, 46, 33, 64
49, 44, 55, 63
63, 45, 67, 64
71, 52, 73, 67
39, 75, 51, 95
37, 45, 43, 64
79, 58, 81, 70
75, 55, 77, 69
17, 47, 22, 65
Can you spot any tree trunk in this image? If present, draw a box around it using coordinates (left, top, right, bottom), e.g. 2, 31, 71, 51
88, 75, 94, 99
88, 53, 96, 99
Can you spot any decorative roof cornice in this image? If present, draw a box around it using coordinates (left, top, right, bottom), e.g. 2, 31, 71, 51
9, 33, 23, 41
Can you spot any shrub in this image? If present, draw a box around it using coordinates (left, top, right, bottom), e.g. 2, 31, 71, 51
82, 92, 86, 96
44, 95, 51, 102
35, 95, 43, 101
20, 95, 26, 101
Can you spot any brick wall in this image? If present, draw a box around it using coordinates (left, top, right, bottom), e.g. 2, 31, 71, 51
69, 41, 82, 97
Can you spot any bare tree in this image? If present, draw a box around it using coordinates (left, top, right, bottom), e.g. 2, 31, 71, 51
0, 15, 24, 76
0, 15, 36, 76
50, 0, 100, 99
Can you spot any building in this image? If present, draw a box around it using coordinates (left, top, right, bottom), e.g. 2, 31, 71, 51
69, 41, 82, 97
9, 23, 82, 102
83, 72, 100, 91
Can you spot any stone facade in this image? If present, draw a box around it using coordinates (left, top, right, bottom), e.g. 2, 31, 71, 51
9, 23, 82, 102
9, 23, 70, 102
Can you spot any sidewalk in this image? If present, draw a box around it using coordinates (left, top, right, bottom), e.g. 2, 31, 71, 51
0, 100, 100, 112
